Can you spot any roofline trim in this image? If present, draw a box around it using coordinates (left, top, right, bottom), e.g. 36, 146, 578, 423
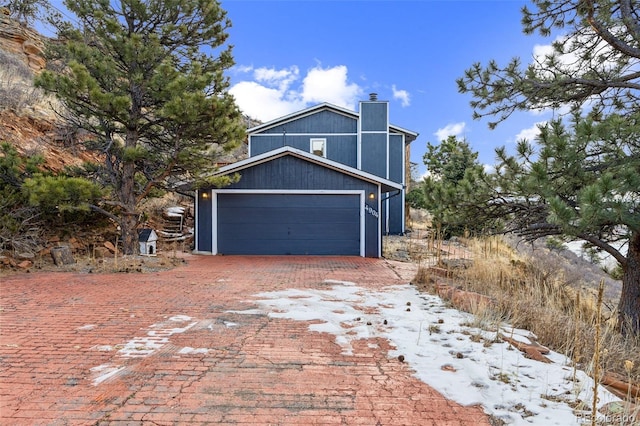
247, 102, 418, 142
214, 146, 403, 191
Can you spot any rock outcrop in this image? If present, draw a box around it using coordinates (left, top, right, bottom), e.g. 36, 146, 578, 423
0, 9, 46, 72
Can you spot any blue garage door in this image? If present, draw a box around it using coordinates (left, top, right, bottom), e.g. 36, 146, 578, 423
217, 193, 361, 255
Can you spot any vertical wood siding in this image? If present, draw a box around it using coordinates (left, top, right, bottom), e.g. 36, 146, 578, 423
387, 133, 405, 234
260, 110, 357, 134
250, 135, 357, 167
227, 156, 376, 192
360, 133, 387, 178
360, 102, 388, 131
196, 192, 212, 252
387, 194, 404, 235
388, 134, 404, 184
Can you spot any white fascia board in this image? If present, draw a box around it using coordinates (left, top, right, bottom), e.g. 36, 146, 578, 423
250, 132, 357, 137
359, 192, 365, 257
215, 146, 403, 191
194, 190, 199, 252
211, 192, 217, 255
213, 189, 364, 195
390, 126, 418, 143
357, 113, 362, 170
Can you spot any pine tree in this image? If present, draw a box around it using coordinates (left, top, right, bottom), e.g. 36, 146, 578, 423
36, 0, 246, 255
419, 136, 487, 237
456, 0, 640, 334
458, 0, 640, 129
4, 0, 59, 27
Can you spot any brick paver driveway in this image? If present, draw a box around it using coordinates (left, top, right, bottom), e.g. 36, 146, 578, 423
1, 255, 490, 425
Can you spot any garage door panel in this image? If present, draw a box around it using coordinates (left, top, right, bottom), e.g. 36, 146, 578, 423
220, 194, 355, 208
218, 208, 360, 226
219, 238, 360, 255
218, 222, 360, 240
217, 207, 359, 224
217, 193, 361, 255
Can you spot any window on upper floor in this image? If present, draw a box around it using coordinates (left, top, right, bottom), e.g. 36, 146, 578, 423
310, 138, 326, 157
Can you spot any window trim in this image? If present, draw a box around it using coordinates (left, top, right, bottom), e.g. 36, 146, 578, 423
310, 138, 327, 157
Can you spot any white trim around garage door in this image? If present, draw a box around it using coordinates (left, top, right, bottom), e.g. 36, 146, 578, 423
210, 189, 367, 257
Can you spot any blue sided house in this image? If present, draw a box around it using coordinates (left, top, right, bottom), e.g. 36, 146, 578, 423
193, 94, 418, 257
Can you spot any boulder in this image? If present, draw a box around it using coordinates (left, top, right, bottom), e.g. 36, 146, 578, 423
94, 246, 112, 258
51, 246, 75, 266
103, 241, 116, 253
17, 260, 32, 269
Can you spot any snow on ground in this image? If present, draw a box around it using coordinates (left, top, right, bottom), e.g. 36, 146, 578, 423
233, 280, 624, 425
566, 240, 627, 271
89, 315, 200, 385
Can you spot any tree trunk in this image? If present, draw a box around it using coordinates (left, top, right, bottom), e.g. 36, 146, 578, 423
120, 152, 138, 255
120, 211, 138, 256
618, 231, 640, 336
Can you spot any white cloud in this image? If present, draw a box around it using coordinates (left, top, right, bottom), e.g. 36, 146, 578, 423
420, 169, 443, 182
529, 31, 627, 117
392, 85, 410, 107
434, 122, 466, 141
531, 36, 582, 79
483, 163, 496, 174
514, 121, 546, 143
229, 64, 363, 122
254, 66, 300, 92
531, 32, 620, 76
229, 81, 305, 121
234, 64, 254, 74
300, 65, 362, 108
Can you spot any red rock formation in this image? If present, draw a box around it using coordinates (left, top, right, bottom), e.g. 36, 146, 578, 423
0, 9, 46, 72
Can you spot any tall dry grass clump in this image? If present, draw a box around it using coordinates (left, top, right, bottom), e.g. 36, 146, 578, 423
418, 236, 640, 402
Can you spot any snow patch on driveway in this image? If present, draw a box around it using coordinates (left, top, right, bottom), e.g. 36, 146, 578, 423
234, 280, 622, 426
89, 315, 201, 385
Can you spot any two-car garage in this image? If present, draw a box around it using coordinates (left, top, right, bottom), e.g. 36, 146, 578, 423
215, 192, 362, 256
193, 147, 402, 258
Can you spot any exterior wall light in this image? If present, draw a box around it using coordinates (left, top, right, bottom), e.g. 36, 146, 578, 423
368, 192, 375, 200
201, 192, 209, 199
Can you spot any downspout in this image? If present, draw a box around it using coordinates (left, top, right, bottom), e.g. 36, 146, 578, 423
381, 187, 405, 236
381, 188, 403, 202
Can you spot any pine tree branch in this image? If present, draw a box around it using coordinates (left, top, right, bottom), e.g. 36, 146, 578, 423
578, 232, 628, 267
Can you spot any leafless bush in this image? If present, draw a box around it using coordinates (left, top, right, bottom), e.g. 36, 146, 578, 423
0, 50, 44, 111
0, 205, 45, 255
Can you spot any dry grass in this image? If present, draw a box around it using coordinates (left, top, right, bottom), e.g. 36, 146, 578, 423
412, 234, 640, 405
384, 209, 474, 267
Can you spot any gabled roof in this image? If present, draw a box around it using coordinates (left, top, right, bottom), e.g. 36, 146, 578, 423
247, 103, 418, 143
138, 228, 157, 242
213, 146, 403, 193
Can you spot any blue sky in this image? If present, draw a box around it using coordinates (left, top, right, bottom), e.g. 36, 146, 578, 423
43, 0, 559, 178
221, 0, 555, 178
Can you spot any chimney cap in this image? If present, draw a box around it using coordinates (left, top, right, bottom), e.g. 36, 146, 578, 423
369, 93, 378, 101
